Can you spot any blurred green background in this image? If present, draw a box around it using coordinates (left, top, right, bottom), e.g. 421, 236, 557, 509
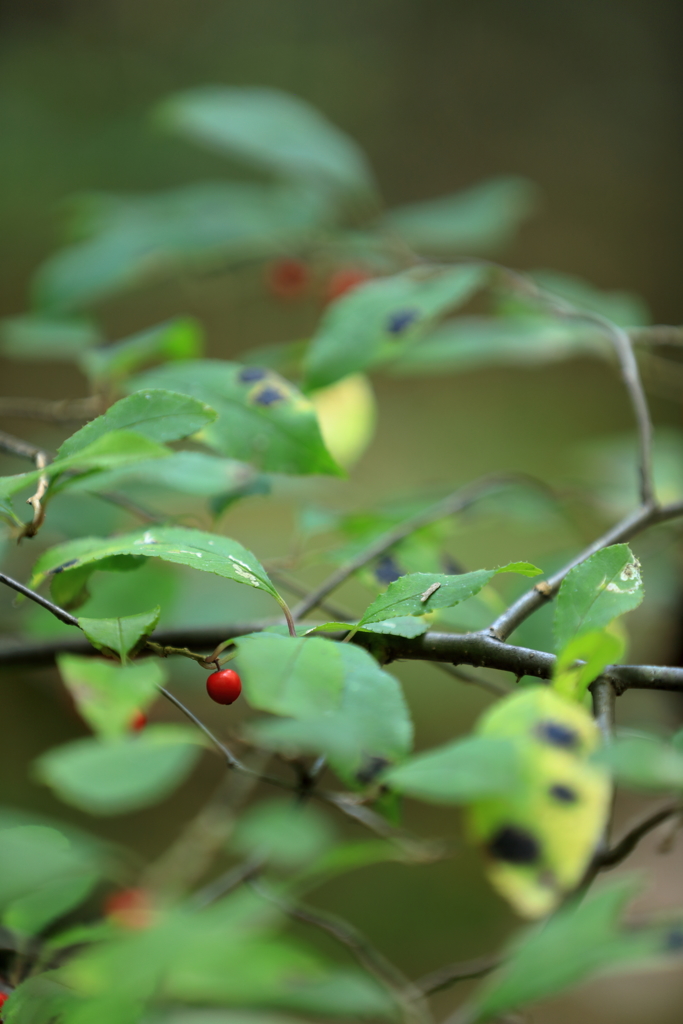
1, 1, 683, 1021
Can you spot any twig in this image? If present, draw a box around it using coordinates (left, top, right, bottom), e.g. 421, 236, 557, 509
488, 499, 683, 641
250, 879, 432, 1024
0, 396, 98, 422
290, 473, 553, 621
191, 856, 265, 907
629, 325, 683, 347
590, 678, 616, 743
414, 954, 501, 996
0, 572, 78, 627
599, 802, 681, 869
0, 429, 51, 540
268, 568, 355, 622
156, 684, 246, 771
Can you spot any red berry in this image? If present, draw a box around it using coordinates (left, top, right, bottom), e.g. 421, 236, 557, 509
104, 888, 153, 930
130, 710, 147, 731
0, 992, 9, 1016
206, 668, 242, 705
325, 267, 371, 303
266, 258, 309, 299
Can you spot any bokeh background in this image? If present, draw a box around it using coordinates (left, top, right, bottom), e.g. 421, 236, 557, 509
1, 2, 683, 1021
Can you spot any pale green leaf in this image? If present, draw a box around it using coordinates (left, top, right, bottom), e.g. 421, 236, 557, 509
3, 873, 99, 936
57, 654, 164, 736
382, 736, 521, 804
70, 451, 259, 499
35, 725, 207, 814
531, 270, 651, 327
78, 608, 161, 662
600, 733, 683, 791
359, 563, 541, 625
553, 629, 625, 701
303, 264, 487, 389
554, 544, 643, 652
232, 799, 335, 869
307, 617, 429, 639
80, 317, 203, 385
0, 314, 102, 360
57, 389, 216, 459
126, 361, 341, 476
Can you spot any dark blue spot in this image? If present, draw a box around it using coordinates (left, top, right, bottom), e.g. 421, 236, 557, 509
488, 826, 540, 865
375, 555, 403, 585
536, 721, 580, 750
239, 366, 268, 383
549, 784, 578, 804
386, 309, 419, 335
665, 927, 683, 952
52, 559, 79, 574
254, 386, 285, 407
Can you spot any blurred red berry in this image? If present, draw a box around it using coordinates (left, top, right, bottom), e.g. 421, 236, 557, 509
104, 888, 153, 930
206, 668, 242, 705
0, 992, 9, 1017
266, 258, 309, 299
130, 710, 147, 731
325, 267, 371, 303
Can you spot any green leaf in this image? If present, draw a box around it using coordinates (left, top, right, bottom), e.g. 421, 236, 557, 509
32, 182, 331, 312
236, 633, 413, 781
308, 617, 430, 639
383, 176, 538, 255
30, 526, 280, 603
157, 87, 377, 203
3, 872, 99, 936
553, 629, 625, 701
600, 733, 683, 791
389, 315, 599, 375
70, 451, 259, 499
80, 317, 203, 385
554, 544, 643, 652
359, 563, 541, 625
382, 736, 521, 804
126, 360, 340, 476
303, 264, 487, 389
467, 878, 675, 1022
78, 608, 161, 662
57, 654, 164, 735
531, 270, 651, 327
232, 799, 335, 870
57, 389, 216, 460
0, 826, 99, 913
0, 314, 102, 360
35, 725, 207, 814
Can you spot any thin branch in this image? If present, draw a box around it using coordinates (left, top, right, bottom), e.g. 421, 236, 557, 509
0, 572, 78, 627
414, 954, 501, 997
290, 473, 553, 621
599, 802, 681, 869
0, 429, 51, 540
629, 325, 683, 347
0, 396, 98, 423
191, 856, 265, 907
156, 685, 246, 771
488, 499, 683, 641
590, 678, 616, 743
268, 568, 355, 622
250, 879, 431, 1024
0, 430, 45, 462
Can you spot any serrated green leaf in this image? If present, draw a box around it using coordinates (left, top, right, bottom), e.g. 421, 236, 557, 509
307, 617, 429, 639
554, 544, 643, 652
126, 361, 340, 476
382, 736, 521, 804
57, 389, 216, 460
553, 629, 625, 701
236, 633, 412, 782
35, 725, 207, 814
466, 878, 675, 1022
157, 87, 376, 202
359, 563, 541, 625
78, 608, 161, 662
80, 317, 203, 385
32, 182, 332, 312
30, 526, 280, 603
303, 264, 487, 389
57, 654, 164, 736
383, 176, 538, 255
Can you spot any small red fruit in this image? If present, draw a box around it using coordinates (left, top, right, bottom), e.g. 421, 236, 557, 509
266, 258, 309, 299
206, 668, 242, 705
130, 710, 147, 731
104, 888, 154, 930
0, 992, 9, 1017
325, 267, 371, 303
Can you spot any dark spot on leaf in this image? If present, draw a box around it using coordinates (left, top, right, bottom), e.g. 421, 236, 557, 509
536, 721, 580, 750
52, 559, 79, 574
253, 386, 285, 407
356, 756, 390, 785
549, 784, 578, 804
488, 826, 540, 865
665, 926, 683, 952
386, 309, 419, 335
375, 555, 403, 585
239, 366, 268, 383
